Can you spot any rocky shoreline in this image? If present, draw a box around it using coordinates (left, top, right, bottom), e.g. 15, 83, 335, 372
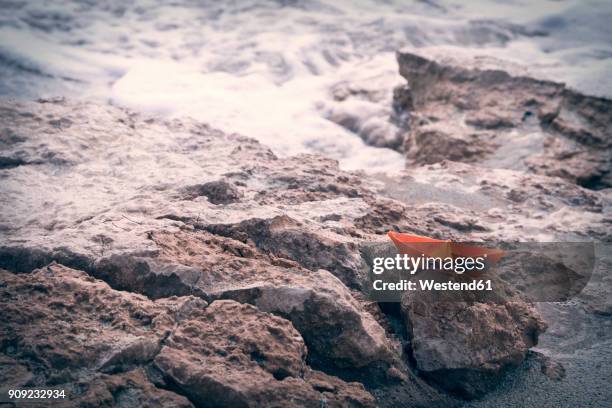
0, 52, 610, 407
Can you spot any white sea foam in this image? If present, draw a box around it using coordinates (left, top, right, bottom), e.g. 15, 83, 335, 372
0, 0, 610, 172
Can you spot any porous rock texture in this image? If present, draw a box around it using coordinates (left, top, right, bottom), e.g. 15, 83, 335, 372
0, 265, 375, 408
0, 94, 609, 405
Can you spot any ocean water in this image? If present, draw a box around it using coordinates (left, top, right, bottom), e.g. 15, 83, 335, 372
1, 0, 610, 172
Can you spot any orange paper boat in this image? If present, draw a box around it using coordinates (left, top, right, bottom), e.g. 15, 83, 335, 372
387, 231, 505, 265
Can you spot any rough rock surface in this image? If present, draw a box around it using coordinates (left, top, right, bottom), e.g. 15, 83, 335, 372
153, 299, 375, 408
149, 229, 398, 378
401, 298, 546, 399
0, 98, 609, 405
394, 50, 612, 189
0, 265, 375, 408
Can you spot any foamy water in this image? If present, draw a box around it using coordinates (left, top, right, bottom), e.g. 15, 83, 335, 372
1, 0, 610, 172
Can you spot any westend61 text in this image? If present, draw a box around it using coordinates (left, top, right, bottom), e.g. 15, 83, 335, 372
372, 279, 493, 291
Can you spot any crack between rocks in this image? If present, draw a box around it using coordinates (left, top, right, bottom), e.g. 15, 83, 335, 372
0, 248, 205, 305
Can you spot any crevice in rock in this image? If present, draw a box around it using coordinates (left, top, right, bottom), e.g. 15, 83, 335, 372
378, 302, 411, 353
200, 217, 366, 290
145, 363, 203, 408
0, 156, 28, 169
305, 354, 396, 391
0, 246, 92, 274
578, 171, 609, 191
127, 329, 203, 408
273, 302, 396, 390
156, 214, 191, 223
375, 301, 424, 381
0, 246, 208, 301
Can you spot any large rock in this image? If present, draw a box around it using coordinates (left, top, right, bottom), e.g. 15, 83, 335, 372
149, 229, 398, 379
401, 297, 546, 399
0, 265, 376, 407
0, 99, 373, 289
0, 264, 192, 406
154, 299, 375, 408
395, 50, 612, 189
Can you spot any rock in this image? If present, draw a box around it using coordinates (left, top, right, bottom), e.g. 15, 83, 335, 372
0, 100, 416, 405
368, 159, 611, 397
0, 265, 171, 384
0, 265, 377, 407
184, 180, 243, 204
394, 50, 612, 189
56, 369, 195, 408
374, 160, 611, 242
401, 297, 546, 399
151, 229, 398, 378
154, 299, 375, 408
0, 100, 373, 289
538, 355, 566, 382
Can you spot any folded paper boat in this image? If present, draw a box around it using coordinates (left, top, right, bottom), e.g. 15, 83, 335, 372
387, 231, 505, 265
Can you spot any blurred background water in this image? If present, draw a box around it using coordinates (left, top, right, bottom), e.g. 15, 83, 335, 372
1, 0, 610, 172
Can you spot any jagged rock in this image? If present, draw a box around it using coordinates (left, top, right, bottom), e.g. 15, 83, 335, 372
0, 264, 193, 406
0, 99, 415, 405
0, 100, 373, 290
56, 369, 195, 408
202, 214, 367, 290
0, 265, 172, 383
149, 229, 399, 380
184, 180, 243, 204
87, 227, 451, 406
395, 50, 612, 188
154, 299, 375, 408
0, 265, 376, 407
401, 295, 546, 399
363, 242, 548, 399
